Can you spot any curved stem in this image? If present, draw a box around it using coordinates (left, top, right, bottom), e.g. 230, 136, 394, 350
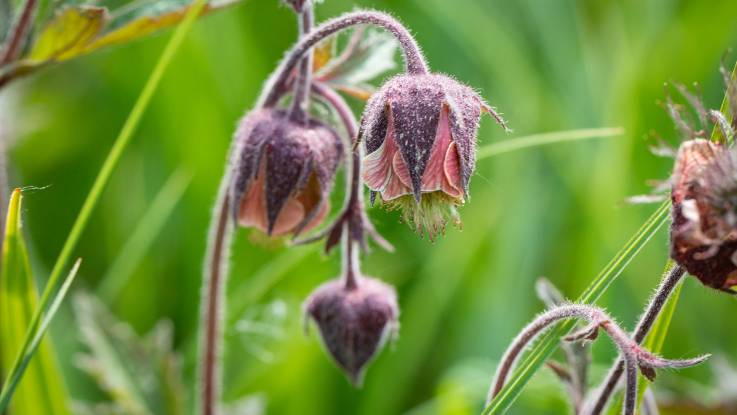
487, 304, 640, 415
198, 176, 234, 415
0, 0, 36, 65
487, 302, 707, 415
585, 265, 685, 415
288, 5, 314, 122
259, 10, 429, 108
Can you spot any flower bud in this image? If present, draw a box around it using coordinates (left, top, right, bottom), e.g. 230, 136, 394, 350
360, 73, 507, 238
670, 138, 737, 291
230, 108, 344, 237
304, 275, 399, 385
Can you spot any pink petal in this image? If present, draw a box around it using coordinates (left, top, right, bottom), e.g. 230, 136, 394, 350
392, 151, 412, 188
382, 164, 412, 200
362, 114, 399, 192
270, 197, 306, 236
420, 105, 457, 196
238, 163, 269, 232
442, 142, 463, 198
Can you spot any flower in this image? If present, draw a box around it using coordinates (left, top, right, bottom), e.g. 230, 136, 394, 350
360, 73, 508, 238
304, 275, 398, 385
670, 138, 737, 292
229, 108, 344, 237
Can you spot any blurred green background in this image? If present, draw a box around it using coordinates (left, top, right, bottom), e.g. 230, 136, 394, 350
4, 0, 737, 413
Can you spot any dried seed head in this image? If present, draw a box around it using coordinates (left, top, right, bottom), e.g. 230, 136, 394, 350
230, 108, 344, 237
360, 73, 508, 239
304, 275, 399, 385
670, 139, 737, 291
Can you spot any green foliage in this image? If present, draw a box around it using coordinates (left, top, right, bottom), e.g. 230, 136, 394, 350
0, 189, 70, 414
73, 292, 186, 415
6, 1, 737, 414
0, 0, 240, 84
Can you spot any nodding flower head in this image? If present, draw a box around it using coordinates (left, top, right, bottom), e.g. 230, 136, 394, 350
670, 139, 737, 292
304, 275, 398, 385
230, 108, 344, 237
360, 73, 508, 239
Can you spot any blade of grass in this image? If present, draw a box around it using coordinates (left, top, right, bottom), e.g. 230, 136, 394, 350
483, 200, 670, 415
0, 258, 81, 412
0, 0, 206, 409
0, 188, 69, 414
97, 169, 192, 302
477, 127, 624, 160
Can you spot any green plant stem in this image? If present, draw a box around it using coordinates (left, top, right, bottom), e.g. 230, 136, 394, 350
97, 169, 191, 302
477, 127, 624, 160
483, 200, 670, 415
0, 0, 206, 408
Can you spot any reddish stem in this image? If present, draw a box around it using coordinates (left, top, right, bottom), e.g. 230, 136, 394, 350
1, 0, 37, 65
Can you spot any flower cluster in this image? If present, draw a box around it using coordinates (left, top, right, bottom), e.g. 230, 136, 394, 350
206, 2, 509, 388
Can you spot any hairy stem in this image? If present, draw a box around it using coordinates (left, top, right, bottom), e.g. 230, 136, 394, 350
585, 265, 685, 415
259, 10, 429, 108
198, 177, 233, 415
487, 304, 641, 415
288, 5, 314, 122
488, 302, 706, 415
0, 0, 36, 65
309, 82, 392, 251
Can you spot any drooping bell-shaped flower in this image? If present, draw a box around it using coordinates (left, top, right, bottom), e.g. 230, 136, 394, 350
230, 108, 344, 237
304, 274, 398, 385
360, 73, 508, 238
670, 138, 737, 292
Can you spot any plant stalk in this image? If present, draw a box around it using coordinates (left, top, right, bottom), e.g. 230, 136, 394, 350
199, 179, 233, 415
585, 264, 685, 414
289, 5, 314, 123
0, 0, 36, 65
259, 10, 429, 108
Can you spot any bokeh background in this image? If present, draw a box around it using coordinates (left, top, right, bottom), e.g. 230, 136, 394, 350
5, 0, 737, 413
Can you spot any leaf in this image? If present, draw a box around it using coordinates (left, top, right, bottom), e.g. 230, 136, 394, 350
1, 0, 239, 83
84, 0, 238, 53
27, 6, 107, 62
0, 188, 71, 414
73, 292, 186, 415
317, 28, 399, 100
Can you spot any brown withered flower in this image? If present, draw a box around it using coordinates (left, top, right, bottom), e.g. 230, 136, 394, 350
360, 73, 508, 238
229, 108, 344, 237
304, 274, 398, 385
670, 138, 737, 292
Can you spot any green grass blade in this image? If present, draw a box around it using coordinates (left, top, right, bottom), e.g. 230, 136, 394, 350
0, 257, 81, 412
0, 0, 206, 409
0, 188, 70, 414
483, 200, 670, 415
477, 127, 624, 160
97, 169, 192, 302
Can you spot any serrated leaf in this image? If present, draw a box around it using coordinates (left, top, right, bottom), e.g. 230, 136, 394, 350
0, 188, 71, 415
27, 6, 107, 62
318, 29, 398, 99
74, 292, 186, 415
